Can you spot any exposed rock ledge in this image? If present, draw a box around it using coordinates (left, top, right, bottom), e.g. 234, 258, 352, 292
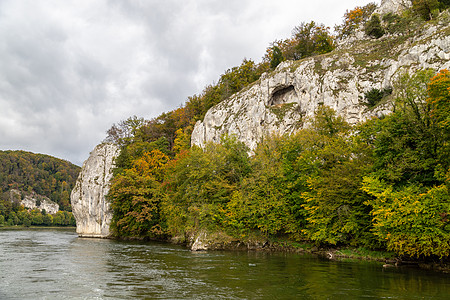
70, 143, 119, 238
183, 230, 270, 251
8, 189, 59, 215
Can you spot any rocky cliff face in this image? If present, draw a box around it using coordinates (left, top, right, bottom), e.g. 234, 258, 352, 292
70, 143, 119, 238
8, 189, 59, 215
21, 194, 59, 215
192, 7, 450, 151
375, 0, 411, 15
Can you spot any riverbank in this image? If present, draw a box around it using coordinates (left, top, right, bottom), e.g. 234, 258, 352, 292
0, 225, 76, 230
241, 240, 450, 273
166, 230, 450, 273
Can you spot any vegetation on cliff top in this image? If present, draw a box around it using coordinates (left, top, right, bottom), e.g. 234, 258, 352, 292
105, 2, 450, 261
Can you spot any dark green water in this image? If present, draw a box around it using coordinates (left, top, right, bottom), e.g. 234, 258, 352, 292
0, 228, 449, 299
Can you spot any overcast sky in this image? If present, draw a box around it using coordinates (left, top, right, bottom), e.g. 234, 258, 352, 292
0, 0, 375, 166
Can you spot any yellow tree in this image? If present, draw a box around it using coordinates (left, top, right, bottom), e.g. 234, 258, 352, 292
109, 149, 169, 238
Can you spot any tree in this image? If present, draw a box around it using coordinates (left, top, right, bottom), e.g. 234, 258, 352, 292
53, 212, 63, 226
226, 134, 296, 236
427, 69, 450, 132
439, 0, 450, 7
173, 128, 191, 154
270, 46, 284, 70
291, 21, 335, 60
219, 59, 263, 98
23, 214, 31, 227
104, 116, 145, 146
310, 105, 350, 137
300, 107, 374, 246
43, 213, 53, 226
162, 136, 251, 235
362, 176, 450, 258
31, 209, 43, 225
363, 70, 441, 188
109, 149, 169, 238
412, 0, 441, 20
426, 69, 450, 183
335, 3, 377, 39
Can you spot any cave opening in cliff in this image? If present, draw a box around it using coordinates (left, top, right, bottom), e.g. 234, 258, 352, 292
269, 85, 297, 106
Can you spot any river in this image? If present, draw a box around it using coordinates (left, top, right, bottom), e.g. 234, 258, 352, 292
0, 228, 448, 299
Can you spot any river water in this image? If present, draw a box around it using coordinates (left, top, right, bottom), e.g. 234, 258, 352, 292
0, 228, 448, 299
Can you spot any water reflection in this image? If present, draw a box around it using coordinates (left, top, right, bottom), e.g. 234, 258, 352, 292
0, 229, 449, 299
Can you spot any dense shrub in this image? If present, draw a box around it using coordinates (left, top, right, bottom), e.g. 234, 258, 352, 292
364, 14, 385, 38
364, 87, 392, 108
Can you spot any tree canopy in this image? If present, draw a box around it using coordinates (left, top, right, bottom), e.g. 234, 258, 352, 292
0, 150, 80, 211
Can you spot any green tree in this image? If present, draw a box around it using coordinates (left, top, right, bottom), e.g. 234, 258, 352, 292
270, 46, 284, 70
427, 69, 450, 132
363, 70, 441, 187
173, 128, 191, 154
23, 214, 31, 227
300, 106, 374, 246
219, 59, 263, 98
43, 213, 53, 226
105, 116, 145, 146
291, 21, 335, 60
412, 0, 441, 20
31, 209, 43, 225
226, 134, 295, 236
163, 136, 251, 236
9, 211, 19, 225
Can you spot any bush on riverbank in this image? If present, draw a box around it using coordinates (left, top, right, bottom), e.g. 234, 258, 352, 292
0, 207, 75, 227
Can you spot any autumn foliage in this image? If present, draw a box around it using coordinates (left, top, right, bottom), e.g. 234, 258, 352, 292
106, 69, 450, 260
103, 3, 450, 258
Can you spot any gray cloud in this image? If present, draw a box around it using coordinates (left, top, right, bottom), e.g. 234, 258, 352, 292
0, 0, 375, 165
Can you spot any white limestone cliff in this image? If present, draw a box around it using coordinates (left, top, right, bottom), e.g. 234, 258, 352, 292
70, 143, 119, 238
191, 9, 450, 151
21, 194, 59, 215
9, 189, 60, 215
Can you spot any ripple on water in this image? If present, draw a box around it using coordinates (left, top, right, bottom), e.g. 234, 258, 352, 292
1, 229, 449, 299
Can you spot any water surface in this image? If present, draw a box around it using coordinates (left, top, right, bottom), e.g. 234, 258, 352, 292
0, 228, 448, 299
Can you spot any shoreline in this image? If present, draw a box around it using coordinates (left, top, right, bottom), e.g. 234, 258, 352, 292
168, 232, 450, 273
8, 226, 449, 273
0, 225, 76, 230
112, 230, 450, 273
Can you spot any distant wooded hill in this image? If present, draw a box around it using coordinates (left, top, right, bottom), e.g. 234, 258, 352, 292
0, 150, 80, 211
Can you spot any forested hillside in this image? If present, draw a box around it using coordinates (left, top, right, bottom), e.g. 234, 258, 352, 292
104, 1, 450, 260
0, 150, 80, 222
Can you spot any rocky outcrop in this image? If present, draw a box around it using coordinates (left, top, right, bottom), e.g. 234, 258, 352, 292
70, 143, 119, 238
9, 189, 59, 214
187, 230, 268, 251
192, 8, 450, 151
375, 0, 411, 15
21, 194, 59, 215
